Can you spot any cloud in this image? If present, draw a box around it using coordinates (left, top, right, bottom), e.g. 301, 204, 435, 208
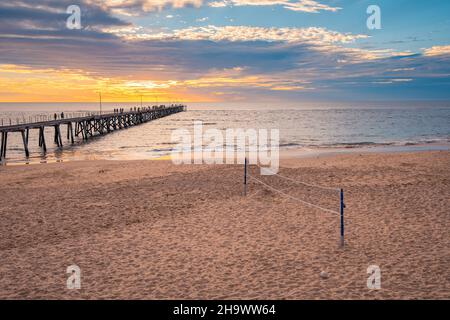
388, 68, 416, 72
1, 1, 450, 101
0, 0, 130, 40
423, 45, 450, 56
207, 0, 341, 13
209, 1, 228, 7
106, 25, 368, 44
91, 0, 203, 15
87, 0, 341, 15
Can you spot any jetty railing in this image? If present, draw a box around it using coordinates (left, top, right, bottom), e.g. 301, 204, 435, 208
0, 104, 186, 160
0, 112, 102, 127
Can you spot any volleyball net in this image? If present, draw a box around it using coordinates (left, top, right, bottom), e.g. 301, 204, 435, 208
243, 159, 346, 246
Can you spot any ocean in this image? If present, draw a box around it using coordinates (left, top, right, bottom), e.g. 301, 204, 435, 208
1, 101, 450, 164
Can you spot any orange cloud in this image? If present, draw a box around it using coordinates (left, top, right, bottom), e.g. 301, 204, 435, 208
0, 64, 210, 102
423, 45, 450, 57
0, 63, 314, 102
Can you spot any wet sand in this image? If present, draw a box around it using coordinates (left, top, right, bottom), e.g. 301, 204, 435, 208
0, 151, 449, 299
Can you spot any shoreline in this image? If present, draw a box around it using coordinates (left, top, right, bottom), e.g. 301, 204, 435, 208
1, 141, 449, 166
279, 141, 450, 159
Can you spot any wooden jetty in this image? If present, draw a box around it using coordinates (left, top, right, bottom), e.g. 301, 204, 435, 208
0, 105, 186, 161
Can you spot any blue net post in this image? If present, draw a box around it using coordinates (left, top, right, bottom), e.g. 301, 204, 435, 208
340, 188, 345, 247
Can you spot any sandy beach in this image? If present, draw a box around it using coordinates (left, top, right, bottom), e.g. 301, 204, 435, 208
0, 150, 449, 299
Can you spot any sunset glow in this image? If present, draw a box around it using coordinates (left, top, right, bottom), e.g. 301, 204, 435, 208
1, 1, 450, 102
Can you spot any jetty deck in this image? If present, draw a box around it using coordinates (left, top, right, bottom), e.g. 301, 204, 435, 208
0, 105, 186, 160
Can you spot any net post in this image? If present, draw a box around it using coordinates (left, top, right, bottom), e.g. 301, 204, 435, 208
340, 188, 345, 247
244, 157, 248, 196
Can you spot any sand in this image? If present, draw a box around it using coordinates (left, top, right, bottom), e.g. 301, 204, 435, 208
0, 151, 449, 299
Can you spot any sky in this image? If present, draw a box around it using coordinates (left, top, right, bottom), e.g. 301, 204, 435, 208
0, 0, 450, 103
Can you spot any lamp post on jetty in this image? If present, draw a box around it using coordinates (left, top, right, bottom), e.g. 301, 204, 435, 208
99, 92, 102, 115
